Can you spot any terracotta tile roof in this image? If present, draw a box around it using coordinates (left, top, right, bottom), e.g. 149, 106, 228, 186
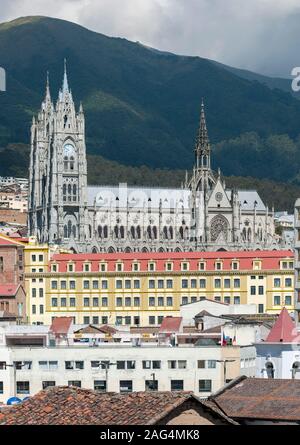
0, 387, 195, 425
0, 284, 19, 297
265, 308, 299, 343
159, 316, 182, 333
50, 250, 293, 273
0, 234, 25, 246
208, 376, 300, 422
50, 317, 73, 335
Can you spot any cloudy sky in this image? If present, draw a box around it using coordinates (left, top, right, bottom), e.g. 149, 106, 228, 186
1, 0, 300, 77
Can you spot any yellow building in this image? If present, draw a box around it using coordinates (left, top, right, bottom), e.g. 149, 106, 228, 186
24, 239, 295, 326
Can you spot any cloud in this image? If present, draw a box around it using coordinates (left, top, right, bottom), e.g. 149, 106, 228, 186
1, 0, 300, 77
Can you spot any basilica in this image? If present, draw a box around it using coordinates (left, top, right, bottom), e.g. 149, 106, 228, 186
28, 64, 286, 253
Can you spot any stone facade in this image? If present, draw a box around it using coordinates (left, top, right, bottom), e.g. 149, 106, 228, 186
28, 64, 288, 253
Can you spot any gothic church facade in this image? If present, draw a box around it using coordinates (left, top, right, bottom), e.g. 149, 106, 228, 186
28, 65, 285, 254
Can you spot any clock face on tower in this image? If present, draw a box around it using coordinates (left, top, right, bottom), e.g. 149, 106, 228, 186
63, 143, 75, 156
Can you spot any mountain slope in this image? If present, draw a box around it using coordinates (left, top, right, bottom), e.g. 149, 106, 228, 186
1, 16, 300, 174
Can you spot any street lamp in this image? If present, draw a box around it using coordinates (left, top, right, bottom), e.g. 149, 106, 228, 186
98, 361, 116, 392
216, 359, 236, 386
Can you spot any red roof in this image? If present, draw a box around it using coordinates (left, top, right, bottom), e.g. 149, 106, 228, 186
265, 308, 299, 343
0, 284, 19, 297
159, 316, 182, 333
50, 250, 293, 273
50, 317, 73, 335
0, 235, 25, 246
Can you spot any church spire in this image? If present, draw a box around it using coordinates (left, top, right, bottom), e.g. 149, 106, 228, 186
63, 58, 69, 93
45, 71, 51, 101
195, 99, 211, 170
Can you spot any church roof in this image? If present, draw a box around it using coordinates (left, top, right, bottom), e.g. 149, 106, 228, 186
87, 185, 191, 209
264, 308, 299, 343
232, 190, 266, 211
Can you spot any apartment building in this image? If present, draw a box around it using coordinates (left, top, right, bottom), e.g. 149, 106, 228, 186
0, 322, 256, 403
23, 239, 294, 326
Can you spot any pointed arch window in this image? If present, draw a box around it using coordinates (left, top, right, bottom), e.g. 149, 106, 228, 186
63, 184, 67, 202
169, 226, 174, 240
73, 184, 77, 201
64, 156, 68, 171
136, 226, 141, 239
67, 220, 72, 238
98, 226, 102, 238
103, 225, 108, 239
131, 226, 136, 239
120, 226, 125, 239
70, 156, 75, 171
153, 226, 157, 240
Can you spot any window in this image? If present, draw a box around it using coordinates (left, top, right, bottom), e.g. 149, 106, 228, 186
39, 254, 43, 262
51, 281, 58, 290
149, 297, 155, 307
214, 279, 221, 289
92, 280, 99, 290
148, 262, 155, 272
199, 380, 212, 392
32, 255, 36, 262
16, 381, 29, 394
199, 279, 206, 289
158, 297, 164, 307
224, 296, 231, 304
116, 297, 122, 307
132, 263, 140, 272
102, 316, 108, 325
116, 280, 122, 289
274, 278, 281, 288
134, 280, 140, 289
145, 380, 158, 391
258, 286, 264, 295
250, 286, 256, 295
117, 361, 125, 370
100, 263, 107, 272
61, 298, 67, 307
158, 316, 164, 325
198, 360, 205, 369
70, 298, 76, 307
207, 360, 216, 369
102, 280, 108, 290
234, 296, 240, 305
42, 381, 55, 390
232, 262, 239, 270
83, 298, 90, 307
181, 262, 189, 271
125, 297, 131, 307
93, 297, 99, 307
153, 361, 161, 369
60, 281, 67, 290
215, 262, 222, 271
70, 281, 76, 290
116, 263, 123, 272
32, 288, 36, 298
133, 316, 140, 326
40, 304, 44, 314
234, 278, 240, 288
285, 295, 292, 306
182, 296, 188, 305
83, 280, 90, 289
32, 304, 36, 314
92, 316, 99, 325
84, 263, 90, 272
182, 279, 188, 289
68, 381, 81, 388
224, 279, 230, 289
166, 262, 173, 272
125, 280, 131, 289
285, 278, 292, 287
0, 362, 6, 370
274, 295, 281, 306
149, 280, 155, 289
167, 297, 173, 306
68, 264, 74, 272
0, 381, 3, 394
258, 304, 264, 314
199, 262, 205, 271
191, 279, 197, 289
94, 380, 106, 392
214, 296, 221, 302
166, 279, 173, 289
133, 297, 140, 307
51, 298, 58, 307
171, 380, 184, 391
178, 360, 187, 369
65, 361, 84, 370
14, 361, 32, 370
149, 316, 156, 325
120, 380, 132, 393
